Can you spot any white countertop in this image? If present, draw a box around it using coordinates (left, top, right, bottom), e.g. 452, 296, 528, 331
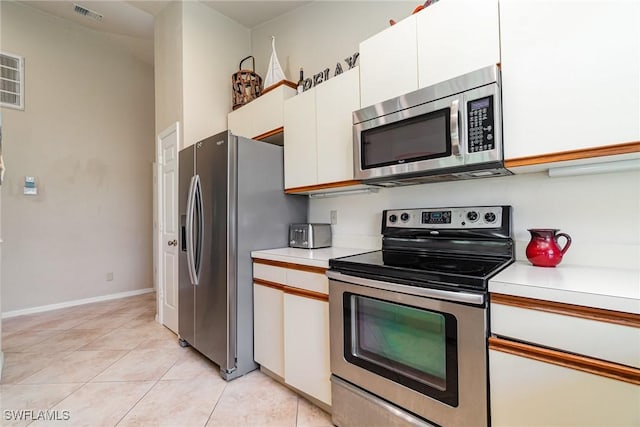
489, 261, 640, 314
251, 247, 374, 269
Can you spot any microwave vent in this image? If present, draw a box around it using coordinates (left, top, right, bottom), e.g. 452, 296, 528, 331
366, 167, 513, 187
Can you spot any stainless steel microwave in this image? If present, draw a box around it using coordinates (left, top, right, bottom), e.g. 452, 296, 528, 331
353, 65, 511, 186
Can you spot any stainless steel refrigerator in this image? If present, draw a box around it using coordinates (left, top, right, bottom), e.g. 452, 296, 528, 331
178, 130, 307, 380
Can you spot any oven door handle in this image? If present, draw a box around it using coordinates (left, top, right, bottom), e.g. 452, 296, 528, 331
326, 271, 485, 306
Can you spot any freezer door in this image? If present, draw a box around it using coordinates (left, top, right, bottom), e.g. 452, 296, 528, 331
178, 145, 196, 345
194, 131, 232, 371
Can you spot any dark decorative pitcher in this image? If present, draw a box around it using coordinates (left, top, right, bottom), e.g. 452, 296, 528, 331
526, 229, 572, 267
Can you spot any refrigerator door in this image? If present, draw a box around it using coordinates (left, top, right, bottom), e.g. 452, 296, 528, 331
178, 145, 196, 345
194, 131, 233, 372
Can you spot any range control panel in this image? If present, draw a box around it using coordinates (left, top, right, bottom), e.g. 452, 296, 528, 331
467, 95, 495, 153
385, 206, 504, 229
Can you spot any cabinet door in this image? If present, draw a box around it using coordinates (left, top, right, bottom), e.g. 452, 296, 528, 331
500, 0, 640, 159
283, 89, 318, 189
253, 283, 284, 377
359, 14, 418, 107
417, 0, 499, 88
489, 348, 640, 426
228, 85, 296, 139
316, 67, 360, 185
283, 293, 331, 405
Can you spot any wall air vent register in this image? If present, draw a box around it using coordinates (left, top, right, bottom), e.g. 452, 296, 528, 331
0, 51, 24, 110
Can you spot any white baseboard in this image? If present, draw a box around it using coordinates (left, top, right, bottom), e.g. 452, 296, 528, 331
1, 288, 155, 319
0, 351, 4, 381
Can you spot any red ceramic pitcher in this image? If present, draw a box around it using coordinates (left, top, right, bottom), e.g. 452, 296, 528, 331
526, 229, 572, 267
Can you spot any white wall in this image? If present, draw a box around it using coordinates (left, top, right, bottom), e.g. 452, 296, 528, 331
0, 2, 155, 312
309, 170, 640, 269
251, 1, 414, 83
182, 2, 251, 147
154, 2, 183, 138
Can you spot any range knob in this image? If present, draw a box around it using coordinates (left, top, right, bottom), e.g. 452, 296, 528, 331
466, 211, 479, 222
484, 212, 497, 223
400, 213, 410, 222
389, 214, 398, 223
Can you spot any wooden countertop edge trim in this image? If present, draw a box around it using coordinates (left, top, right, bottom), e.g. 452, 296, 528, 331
254, 278, 285, 291
261, 80, 297, 96
283, 286, 329, 302
490, 293, 640, 328
285, 180, 363, 194
488, 337, 640, 385
504, 141, 640, 168
253, 278, 328, 302
253, 127, 283, 141
253, 257, 327, 274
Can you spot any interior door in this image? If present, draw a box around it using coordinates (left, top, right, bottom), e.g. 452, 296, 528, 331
158, 123, 179, 333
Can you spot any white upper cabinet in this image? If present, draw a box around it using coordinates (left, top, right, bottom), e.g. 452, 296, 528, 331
284, 88, 318, 189
228, 84, 296, 139
359, 1, 500, 108
316, 68, 360, 185
359, 15, 418, 108
500, 0, 640, 160
284, 68, 360, 190
417, 0, 500, 89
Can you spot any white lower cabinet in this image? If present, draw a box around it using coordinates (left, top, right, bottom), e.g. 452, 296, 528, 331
253, 283, 284, 377
489, 295, 640, 426
490, 348, 640, 426
252, 260, 331, 407
284, 293, 331, 405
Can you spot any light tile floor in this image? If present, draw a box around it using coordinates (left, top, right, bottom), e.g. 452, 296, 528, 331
1, 293, 333, 427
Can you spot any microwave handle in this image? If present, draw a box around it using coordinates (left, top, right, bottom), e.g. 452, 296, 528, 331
450, 99, 461, 157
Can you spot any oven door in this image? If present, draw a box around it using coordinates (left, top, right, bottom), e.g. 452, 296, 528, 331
353, 93, 466, 181
328, 271, 488, 427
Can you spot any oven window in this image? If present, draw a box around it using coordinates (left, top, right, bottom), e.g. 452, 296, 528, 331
361, 108, 451, 170
344, 294, 458, 407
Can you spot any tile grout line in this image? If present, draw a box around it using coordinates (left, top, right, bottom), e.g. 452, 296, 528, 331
295, 396, 300, 427
112, 345, 186, 426
112, 377, 162, 426
204, 380, 229, 427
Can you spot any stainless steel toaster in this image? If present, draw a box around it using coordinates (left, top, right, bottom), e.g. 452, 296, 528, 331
289, 223, 332, 249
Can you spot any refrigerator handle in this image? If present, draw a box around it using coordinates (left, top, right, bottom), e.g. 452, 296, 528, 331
194, 175, 204, 285
185, 175, 198, 286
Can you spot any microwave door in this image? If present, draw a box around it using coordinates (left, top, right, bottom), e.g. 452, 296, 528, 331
354, 94, 466, 181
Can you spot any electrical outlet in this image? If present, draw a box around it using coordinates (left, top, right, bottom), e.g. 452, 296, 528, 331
330, 210, 338, 225
106, 272, 114, 281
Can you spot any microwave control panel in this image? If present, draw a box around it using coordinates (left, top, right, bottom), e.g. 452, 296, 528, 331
467, 96, 494, 153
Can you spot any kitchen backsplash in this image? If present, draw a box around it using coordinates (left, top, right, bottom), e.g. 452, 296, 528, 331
308, 170, 640, 269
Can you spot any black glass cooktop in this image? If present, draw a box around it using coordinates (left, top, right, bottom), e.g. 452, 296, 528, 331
329, 250, 512, 291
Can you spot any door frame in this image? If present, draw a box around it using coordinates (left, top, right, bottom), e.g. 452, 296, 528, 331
154, 121, 180, 325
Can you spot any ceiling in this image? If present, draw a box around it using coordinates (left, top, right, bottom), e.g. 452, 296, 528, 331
17, 0, 311, 64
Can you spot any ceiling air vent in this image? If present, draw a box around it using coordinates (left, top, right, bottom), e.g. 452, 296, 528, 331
0, 51, 24, 110
73, 4, 104, 22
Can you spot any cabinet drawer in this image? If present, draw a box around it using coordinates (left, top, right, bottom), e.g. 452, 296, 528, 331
253, 263, 287, 284
491, 302, 640, 368
286, 269, 328, 294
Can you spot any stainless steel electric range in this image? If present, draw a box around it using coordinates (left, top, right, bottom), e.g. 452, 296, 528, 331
328, 205, 514, 427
